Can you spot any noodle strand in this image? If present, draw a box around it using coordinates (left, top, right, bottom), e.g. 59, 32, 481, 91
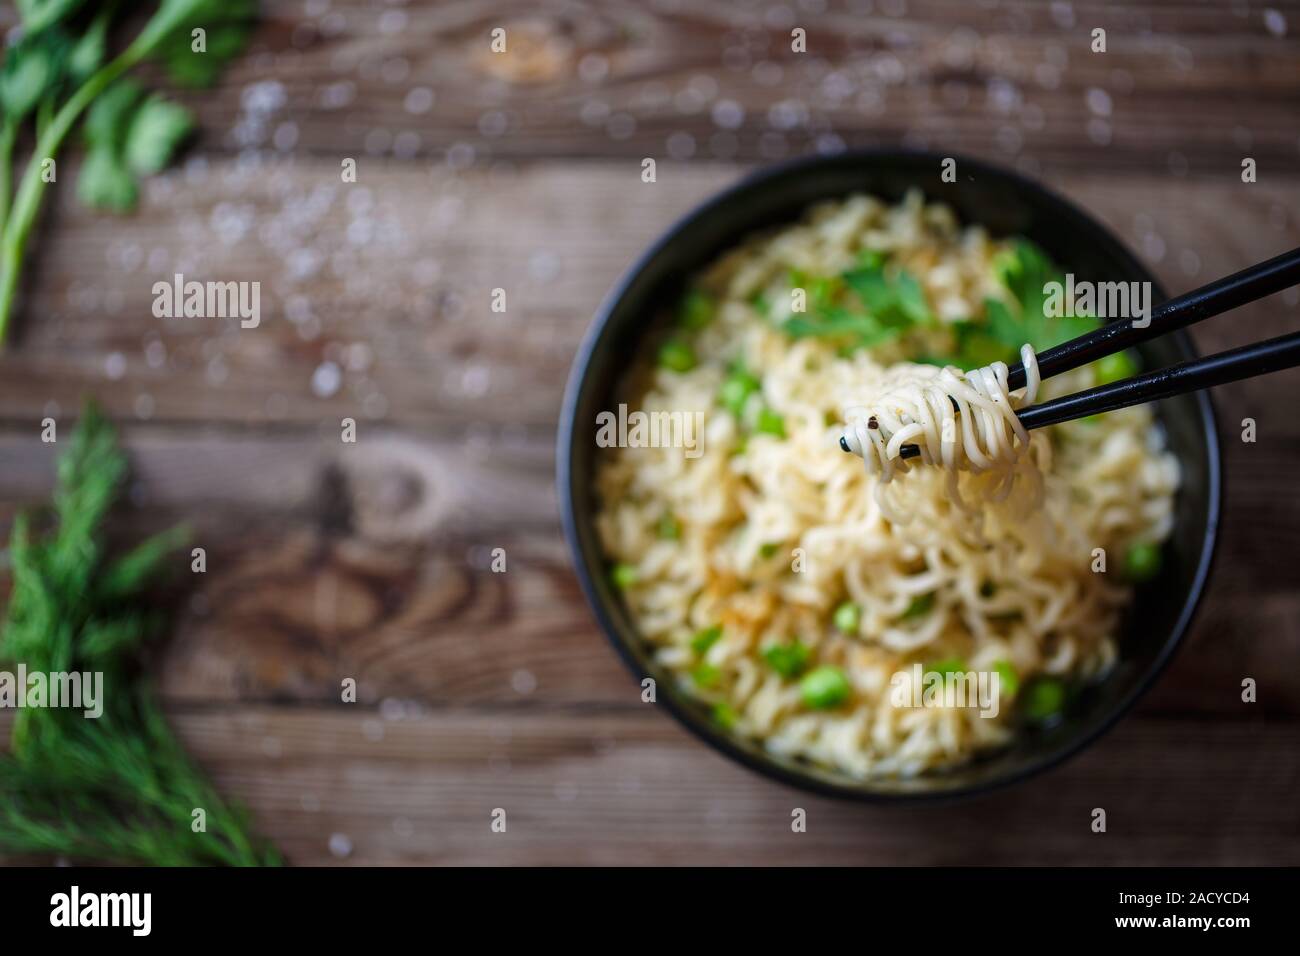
841, 344, 1042, 520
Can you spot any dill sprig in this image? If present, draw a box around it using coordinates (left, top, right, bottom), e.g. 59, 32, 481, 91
0, 404, 280, 866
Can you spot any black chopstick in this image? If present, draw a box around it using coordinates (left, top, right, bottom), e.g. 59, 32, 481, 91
892, 329, 1300, 459
1016, 329, 1300, 429
837, 244, 1300, 460
1005, 244, 1300, 390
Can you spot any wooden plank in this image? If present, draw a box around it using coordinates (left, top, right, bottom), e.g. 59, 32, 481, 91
152, 527, 626, 708
6, 1, 1291, 171
0, 427, 557, 530
164, 708, 1300, 865
3, 708, 1296, 865
0, 162, 1297, 428
0, 427, 1296, 714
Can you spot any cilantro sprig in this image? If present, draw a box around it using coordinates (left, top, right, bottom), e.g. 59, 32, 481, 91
919, 240, 1102, 370
983, 239, 1101, 353
775, 238, 1102, 371
0, 0, 257, 346
780, 251, 935, 352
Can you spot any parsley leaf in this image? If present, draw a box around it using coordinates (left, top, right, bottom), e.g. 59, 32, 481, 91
67, 10, 111, 82
783, 308, 899, 348
988, 239, 1101, 353
78, 82, 194, 209
780, 252, 934, 352
84, 79, 145, 149
843, 259, 932, 329
77, 145, 137, 211
124, 94, 194, 175
15, 0, 90, 33
151, 0, 258, 88
0, 29, 71, 120
0, 1, 257, 346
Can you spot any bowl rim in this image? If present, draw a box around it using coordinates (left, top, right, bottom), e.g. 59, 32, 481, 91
557, 148, 1222, 802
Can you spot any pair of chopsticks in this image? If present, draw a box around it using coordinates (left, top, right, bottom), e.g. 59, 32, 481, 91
840, 245, 1300, 461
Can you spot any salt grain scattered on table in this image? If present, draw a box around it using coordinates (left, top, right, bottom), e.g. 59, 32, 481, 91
328, 834, 353, 859
511, 670, 537, 695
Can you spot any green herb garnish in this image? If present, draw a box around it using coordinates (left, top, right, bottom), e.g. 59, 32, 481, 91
711, 701, 738, 729
992, 659, 1020, 698
656, 512, 681, 540
691, 663, 721, 688
0, 404, 279, 865
719, 367, 761, 417
986, 240, 1101, 356
779, 251, 935, 353
755, 407, 786, 438
677, 289, 715, 330
900, 592, 935, 620
843, 259, 931, 328
0, 0, 257, 346
1095, 350, 1139, 385
690, 625, 723, 655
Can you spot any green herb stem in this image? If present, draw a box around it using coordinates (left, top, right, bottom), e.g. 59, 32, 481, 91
19, 0, 88, 35
0, 0, 203, 347
0, 119, 15, 235
0, 49, 133, 345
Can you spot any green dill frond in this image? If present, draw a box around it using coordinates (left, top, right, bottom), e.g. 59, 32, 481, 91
0, 402, 280, 866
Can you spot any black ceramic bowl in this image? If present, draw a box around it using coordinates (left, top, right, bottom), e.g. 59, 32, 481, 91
558, 150, 1221, 800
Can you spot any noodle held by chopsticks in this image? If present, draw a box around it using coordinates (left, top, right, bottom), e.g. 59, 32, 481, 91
840, 344, 1042, 519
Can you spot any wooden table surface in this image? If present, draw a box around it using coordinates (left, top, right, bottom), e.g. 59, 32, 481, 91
2, 0, 1298, 865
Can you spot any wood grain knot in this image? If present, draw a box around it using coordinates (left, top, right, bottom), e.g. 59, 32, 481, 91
334, 438, 453, 543
471, 20, 575, 85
